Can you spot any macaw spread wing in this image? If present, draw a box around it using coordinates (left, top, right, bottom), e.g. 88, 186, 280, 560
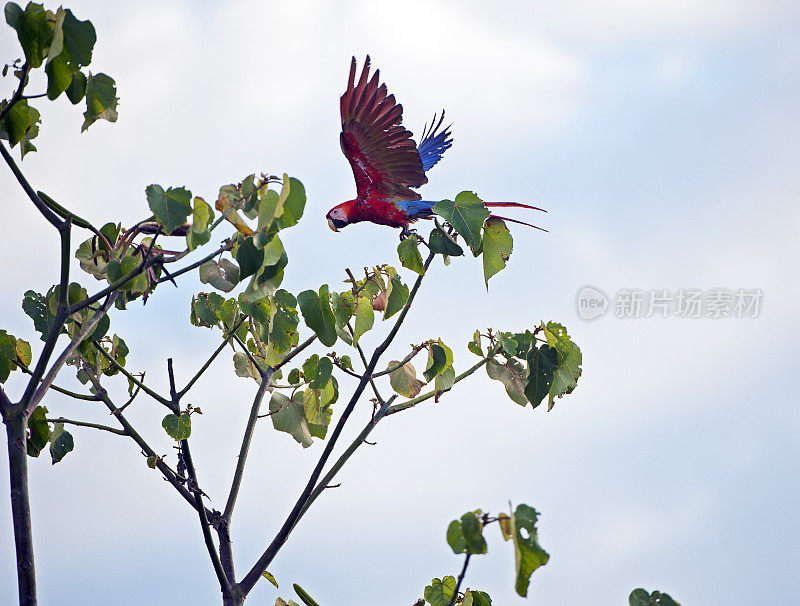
340, 56, 426, 201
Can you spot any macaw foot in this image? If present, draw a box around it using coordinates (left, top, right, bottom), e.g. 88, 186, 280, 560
399, 225, 418, 240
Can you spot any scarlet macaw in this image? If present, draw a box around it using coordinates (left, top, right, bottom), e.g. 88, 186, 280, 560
326, 56, 545, 236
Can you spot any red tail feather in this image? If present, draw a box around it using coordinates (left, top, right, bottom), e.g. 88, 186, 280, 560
490, 214, 549, 232
484, 202, 547, 213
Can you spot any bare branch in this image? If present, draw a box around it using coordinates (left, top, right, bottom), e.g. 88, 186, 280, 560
45, 417, 126, 436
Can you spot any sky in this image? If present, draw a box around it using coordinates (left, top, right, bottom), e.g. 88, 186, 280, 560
1, 1, 799, 604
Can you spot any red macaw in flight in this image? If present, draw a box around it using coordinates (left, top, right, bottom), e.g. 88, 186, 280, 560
326, 56, 545, 236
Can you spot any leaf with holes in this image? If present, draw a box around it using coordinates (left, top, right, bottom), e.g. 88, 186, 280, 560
542, 321, 582, 410
511, 504, 549, 597
49, 422, 74, 464
486, 358, 527, 406
162, 413, 191, 441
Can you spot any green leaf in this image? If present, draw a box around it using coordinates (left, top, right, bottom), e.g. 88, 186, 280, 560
463, 590, 492, 606
486, 358, 528, 406
234, 235, 264, 281
278, 177, 306, 228
297, 286, 337, 347
59, 8, 95, 67
161, 413, 191, 441
429, 227, 464, 256
447, 512, 487, 555
423, 343, 447, 382
15, 337, 32, 367
146, 455, 158, 469
82, 72, 118, 131
424, 576, 457, 606
5, 2, 51, 68
49, 422, 74, 464
397, 237, 424, 275
629, 588, 680, 606
389, 361, 424, 398
524, 344, 557, 409
199, 259, 239, 292
384, 274, 409, 320
22, 289, 57, 341
0, 99, 41, 154
352, 296, 374, 345
303, 379, 336, 438
309, 356, 332, 390
482, 217, 512, 286
293, 583, 320, 606
106, 254, 139, 290
65, 70, 86, 104
146, 184, 191, 235
270, 290, 298, 353
331, 291, 355, 328
26, 405, 49, 457
432, 192, 490, 255
542, 322, 582, 410
187, 196, 214, 250
45, 51, 74, 100
269, 391, 313, 448
511, 504, 549, 597
261, 571, 279, 588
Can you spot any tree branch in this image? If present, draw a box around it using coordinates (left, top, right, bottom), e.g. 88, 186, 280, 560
238, 251, 436, 595
24, 293, 119, 416
223, 377, 271, 522
293, 395, 396, 527
156, 240, 232, 283
387, 352, 496, 416
45, 416, 126, 436
87, 375, 202, 513
0, 138, 62, 229
94, 344, 172, 407
177, 317, 245, 399
180, 438, 231, 592
0, 64, 31, 123
447, 554, 472, 606
4, 413, 37, 606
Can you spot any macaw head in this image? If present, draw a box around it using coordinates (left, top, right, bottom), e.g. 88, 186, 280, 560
326, 200, 356, 232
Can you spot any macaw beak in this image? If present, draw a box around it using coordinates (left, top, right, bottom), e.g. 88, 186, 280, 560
327, 218, 339, 232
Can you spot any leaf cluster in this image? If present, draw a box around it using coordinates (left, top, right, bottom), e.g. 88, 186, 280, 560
2, 1, 117, 158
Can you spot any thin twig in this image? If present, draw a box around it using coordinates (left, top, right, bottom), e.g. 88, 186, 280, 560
178, 316, 245, 398
93, 344, 172, 407
45, 417, 126, 436
387, 351, 497, 415
17, 363, 103, 401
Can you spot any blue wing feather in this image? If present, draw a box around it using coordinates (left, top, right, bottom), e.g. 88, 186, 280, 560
416, 111, 453, 174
